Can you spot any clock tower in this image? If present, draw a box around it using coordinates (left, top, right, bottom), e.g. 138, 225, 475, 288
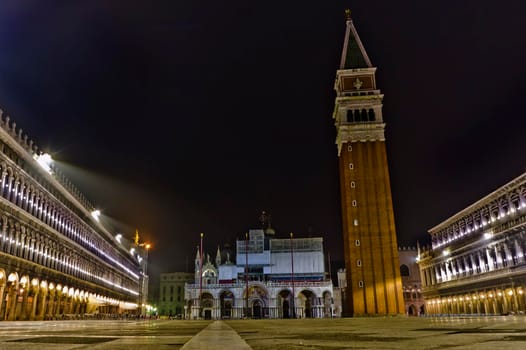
333, 10, 404, 316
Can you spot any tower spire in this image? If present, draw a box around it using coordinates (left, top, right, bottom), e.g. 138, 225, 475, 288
215, 245, 221, 266
339, 9, 372, 70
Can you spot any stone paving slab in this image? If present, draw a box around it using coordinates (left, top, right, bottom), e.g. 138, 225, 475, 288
181, 321, 252, 350
227, 316, 526, 350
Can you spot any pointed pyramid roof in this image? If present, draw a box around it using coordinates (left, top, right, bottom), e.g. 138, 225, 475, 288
215, 245, 221, 265
339, 10, 373, 70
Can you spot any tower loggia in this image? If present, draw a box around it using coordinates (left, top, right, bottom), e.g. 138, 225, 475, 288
332, 10, 404, 315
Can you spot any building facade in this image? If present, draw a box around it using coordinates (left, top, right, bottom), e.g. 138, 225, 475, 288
185, 223, 334, 319
418, 172, 526, 315
158, 272, 193, 317
332, 11, 404, 315
0, 109, 148, 320
399, 246, 424, 316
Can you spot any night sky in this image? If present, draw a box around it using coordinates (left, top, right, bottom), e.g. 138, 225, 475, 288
1, 1, 526, 285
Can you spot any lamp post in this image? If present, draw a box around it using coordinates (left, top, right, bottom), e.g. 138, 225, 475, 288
245, 232, 249, 318
290, 232, 296, 318
137, 238, 152, 317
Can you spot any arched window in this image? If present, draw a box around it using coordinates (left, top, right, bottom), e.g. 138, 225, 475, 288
354, 109, 361, 122
400, 264, 410, 277
361, 109, 367, 121
368, 109, 375, 121
346, 110, 354, 122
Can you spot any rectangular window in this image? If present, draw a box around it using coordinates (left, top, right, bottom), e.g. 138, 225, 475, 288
349, 163, 354, 170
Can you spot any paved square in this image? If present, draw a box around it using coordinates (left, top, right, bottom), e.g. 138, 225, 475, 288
1, 317, 526, 349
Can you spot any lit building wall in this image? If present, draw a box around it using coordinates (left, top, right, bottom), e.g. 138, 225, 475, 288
398, 247, 424, 315
418, 172, 526, 315
0, 109, 145, 321
158, 272, 193, 317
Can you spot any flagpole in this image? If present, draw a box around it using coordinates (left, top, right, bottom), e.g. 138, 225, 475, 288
199, 232, 203, 318
245, 232, 249, 318
290, 232, 296, 318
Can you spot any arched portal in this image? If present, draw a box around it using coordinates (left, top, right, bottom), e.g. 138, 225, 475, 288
252, 300, 262, 319
5, 272, 19, 321
200, 292, 214, 320
408, 304, 417, 316
278, 290, 292, 319
244, 285, 268, 318
220, 290, 234, 319
299, 290, 315, 318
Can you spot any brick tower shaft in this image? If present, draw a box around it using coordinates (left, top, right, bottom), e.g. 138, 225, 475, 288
333, 10, 404, 316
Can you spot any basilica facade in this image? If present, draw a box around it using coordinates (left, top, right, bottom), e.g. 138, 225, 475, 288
0, 109, 147, 320
184, 222, 334, 319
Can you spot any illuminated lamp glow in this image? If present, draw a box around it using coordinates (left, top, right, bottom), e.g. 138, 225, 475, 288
484, 232, 492, 240
7, 273, 16, 282
115, 234, 122, 243
31, 278, 38, 287
34, 153, 53, 174
443, 250, 450, 257
91, 210, 101, 222
508, 290, 513, 296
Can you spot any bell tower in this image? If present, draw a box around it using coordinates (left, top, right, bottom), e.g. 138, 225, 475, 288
332, 10, 404, 316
